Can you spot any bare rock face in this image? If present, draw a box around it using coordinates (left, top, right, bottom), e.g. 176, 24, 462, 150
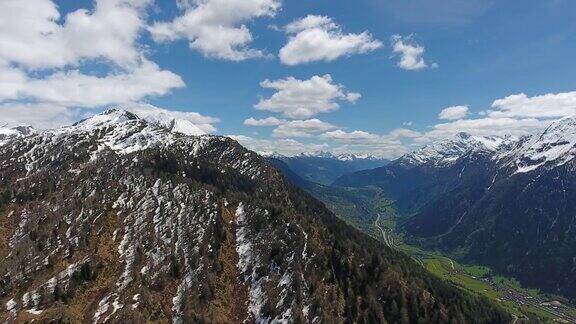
0, 110, 509, 323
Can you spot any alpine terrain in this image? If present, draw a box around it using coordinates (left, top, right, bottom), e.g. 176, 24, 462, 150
266, 152, 389, 185
0, 109, 510, 323
335, 117, 576, 302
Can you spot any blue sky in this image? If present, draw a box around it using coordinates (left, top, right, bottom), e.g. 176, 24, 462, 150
1, 0, 576, 157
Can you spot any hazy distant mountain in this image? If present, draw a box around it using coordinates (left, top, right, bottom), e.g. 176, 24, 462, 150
267, 151, 389, 185
335, 117, 576, 301
0, 109, 508, 322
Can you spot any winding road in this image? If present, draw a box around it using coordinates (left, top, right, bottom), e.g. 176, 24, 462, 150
374, 213, 394, 249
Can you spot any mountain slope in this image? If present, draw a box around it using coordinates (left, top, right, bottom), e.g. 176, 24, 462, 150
334, 118, 576, 301
0, 109, 509, 323
0, 125, 35, 146
268, 158, 390, 236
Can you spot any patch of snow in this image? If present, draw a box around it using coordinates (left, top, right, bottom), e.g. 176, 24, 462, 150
94, 294, 111, 323
6, 298, 17, 317
26, 308, 43, 315
235, 203, 270, 323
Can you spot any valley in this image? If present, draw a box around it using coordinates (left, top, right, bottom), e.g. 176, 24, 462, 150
375, 207, 576, 323
270, 137, 576, 323
0, 110, 512, 322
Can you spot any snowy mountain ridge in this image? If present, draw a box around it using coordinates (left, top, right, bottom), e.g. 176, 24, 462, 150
0, 125, 36, 146
395, 117, 576, 174
396, 132, 515, 168
0, 108, 206, 149
261, 150, 386, 161
498, 116, 576, 173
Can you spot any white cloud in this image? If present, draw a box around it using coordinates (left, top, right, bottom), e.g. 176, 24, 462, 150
149, 0, 280, 61
272, 119, 335, 138
389, 128, 422, 138
0, 0, 192, 130
255, 74, 360, 119
0, 0, 150, 70
488, 91, 576, 119
230, 135, 328, 156
0, 103, 80, 129
391, 34, 434, 71
428, 117, 545, 138
17, 59, 184, 107
439, 105, 469, 120
320, 129, 411, 159
419, 90, 576, 141
0, 63, 27, 100
321, 129, 380, 142
244, 117, 285, 126
279, 15, 383, 65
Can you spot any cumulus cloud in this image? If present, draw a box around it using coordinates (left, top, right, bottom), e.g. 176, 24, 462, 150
488, 91, 576, 119
0, 103, 80, 129
0, 63, 27, 100
0, 0, 150, 69
319, 129, 412, 158
423, 91, 576, 140
244, 117, 285, 126
149, 0, 280, 61
255, 74, 360, 119
279, 15, 383, 65
439, 105, 469, 120
272, 119, 335, 138
325, 130, 409, 159
391, 35, 435, 71
321, 129, 380, 142
389, 128, 422, 138
17, 59, 184, 107
0, 0, 200, 130
230, 135, 328, 156
427, 117, 545, 138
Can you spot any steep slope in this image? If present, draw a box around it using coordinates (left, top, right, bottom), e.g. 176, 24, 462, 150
334, 118, 576, 301
268, 158, 389, 235
0, 109, 509, 323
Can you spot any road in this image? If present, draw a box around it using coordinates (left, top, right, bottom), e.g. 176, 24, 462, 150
374, 213, 395, 249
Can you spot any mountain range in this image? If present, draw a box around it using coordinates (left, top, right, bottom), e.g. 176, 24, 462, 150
266, 151, 389, 185
335, 117, 576, 302
0, 109, 509, 322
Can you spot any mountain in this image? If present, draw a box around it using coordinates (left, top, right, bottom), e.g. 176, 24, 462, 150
0, 109, 509, 322
0, 125, 35, 146
394, 132, 514, 168
334, 117, 576, 302
268, 158, 390, 236
269, 151, 389, 185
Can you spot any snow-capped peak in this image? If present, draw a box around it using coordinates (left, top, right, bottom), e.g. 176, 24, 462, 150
73, 109, 139, 129
0, 125, 36, 146
397, 132, 512, 167
504, 116, 576, 173
260, 151, 287, 159
298, 151, 337, 159
75, 108, 206, 136
335, 153, 382, 161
